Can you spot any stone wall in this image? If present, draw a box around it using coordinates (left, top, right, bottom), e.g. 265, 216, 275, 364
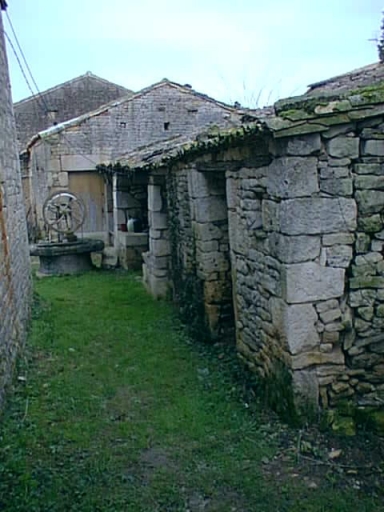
0, 9, 32, 408
142, 117, 384, 417
15, 72, 131, 149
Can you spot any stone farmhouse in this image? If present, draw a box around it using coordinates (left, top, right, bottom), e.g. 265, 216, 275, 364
14, 71, 132, 149
23, 80, 243, 266
99, 79, 384, 423
0, 3, 31, 409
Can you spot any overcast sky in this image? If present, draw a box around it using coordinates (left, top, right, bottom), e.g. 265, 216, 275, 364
3, 0, 384, 107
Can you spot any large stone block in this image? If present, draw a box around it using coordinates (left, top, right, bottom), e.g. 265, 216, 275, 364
148, 184, 162, 212
267, 157, 319, 198
271, 298, 320, 355
269, 233, 320, 263
286, 133, 321, 156
284, 262, 345, 303
326, 136, 359, 159
194, 196, 227, 222
279, 198, 357, 235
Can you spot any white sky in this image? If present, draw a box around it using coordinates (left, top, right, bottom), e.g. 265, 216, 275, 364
3, 0, 384, 107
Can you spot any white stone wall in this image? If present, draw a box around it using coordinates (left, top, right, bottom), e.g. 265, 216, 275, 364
0, 10, 32, 408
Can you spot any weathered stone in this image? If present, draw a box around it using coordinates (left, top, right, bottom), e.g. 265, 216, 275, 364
325, 245, 353, 268
286, 133, 321, 156
355, 175, 384, 190
148, 184, 163, 212
371, 240, 384, 252
316, 299, 339, 313
271, 299, 320, 355
358, 307, 374, 321
350, 276, 384, 289
226, 177, 238, 210
279, 198, 357, 235
284, 262, 345, 304
198, 251, 230, 273
194, 222, 223, 241
323, 331, 340, 344
322, 125, 355, 141
320, 344, 334, 353
150, 212, 168, 230
292, 370, 319, 408
292, 349, 345, 370
355, 190, 384, 214
323, 233, 355, 246
149, 238, 170, 257
319, 308, 342, 324
355, 233, 371, 253
262, 200, 279, 231
320, 178, 353, 196
269, 233, 320, 264
326, 136, 359, 159
194, 196, 227, 222
267, 157, 319, 198
324, 322, 344, 332
354, 163, 383, 175
377, 304, 384, 317
355, 252, 383, 266
362, 140, 384, 156
354, 317, 371, 333
357, 215, 383, 233
320, 166, 349, 179
328, 157, 351, 167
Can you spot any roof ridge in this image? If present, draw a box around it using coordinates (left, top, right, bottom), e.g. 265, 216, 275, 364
14, 72, 131, 106
307, 61, 382, 89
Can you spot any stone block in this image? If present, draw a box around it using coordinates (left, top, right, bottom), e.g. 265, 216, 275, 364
326, 136, 359, 159
319, 308, 342, 324
355, 175, 384, 190
292, 349, 345, 370
320, 166, 349, 179
320, 178, 353, 196
357, 215, 383, 233
279, 198, 357, 235
316, 299, 339, 313
350, 276, 384, 289
198, 251, 230, 273
271, 298, 320, 355
286, 133, 321, 155
292, 370, 319, 409
355, 252, 382, 265
269, 233, 320, 263
322, 233, 354, 246
148, 184, 162, 212
284, 262, 345, 304
349, 290, 377, 307
362, 140, 384, 156
325, 245, 353, 268
262, 200, 279, 231
150, 212, 168, 230
267, 157, 319, 198
194, 196, 227, 223
354, 163, 383, 175
355, 189, 384, 214
149, 238, 170, 257
226, 177, 238, 209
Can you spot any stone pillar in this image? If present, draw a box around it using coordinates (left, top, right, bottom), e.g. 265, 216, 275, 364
189, 169, 233, 339
143, 177, 171, 298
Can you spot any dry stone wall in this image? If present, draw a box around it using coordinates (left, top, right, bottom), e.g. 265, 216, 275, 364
0, 10, 32, 408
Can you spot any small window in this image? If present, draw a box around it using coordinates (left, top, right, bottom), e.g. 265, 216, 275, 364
164, 122, 170, 131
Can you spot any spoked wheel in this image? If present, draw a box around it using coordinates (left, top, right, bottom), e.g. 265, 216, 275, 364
43, 191, 86, 235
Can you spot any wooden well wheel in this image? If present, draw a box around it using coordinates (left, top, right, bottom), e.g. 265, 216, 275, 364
43, 191, 86, 235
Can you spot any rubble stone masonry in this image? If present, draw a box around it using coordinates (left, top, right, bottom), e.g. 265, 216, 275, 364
0, 10, 32, 408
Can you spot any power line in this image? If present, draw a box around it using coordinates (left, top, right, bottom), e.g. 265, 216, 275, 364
5, 10, 50, 113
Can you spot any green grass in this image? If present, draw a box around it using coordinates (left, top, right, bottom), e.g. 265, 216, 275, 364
0, 271, 381, 511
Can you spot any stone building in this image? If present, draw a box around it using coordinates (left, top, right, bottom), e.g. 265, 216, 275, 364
307, 61, 384, 95
104, 83, 384, 426
24, 80, 243, 265
0, 4, 32, 408
14, 72, 132, 149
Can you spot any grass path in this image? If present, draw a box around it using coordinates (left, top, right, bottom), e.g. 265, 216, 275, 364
0, 272, 381, 511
